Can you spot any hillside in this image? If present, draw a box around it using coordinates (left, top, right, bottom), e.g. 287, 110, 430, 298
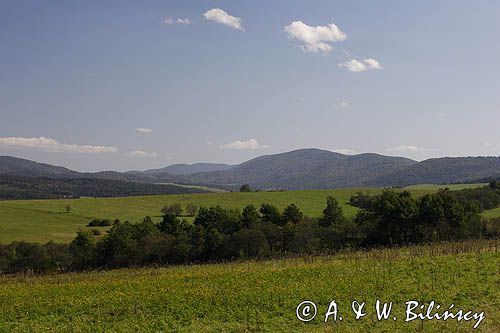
0, 188, 438, 243
0, 156, 80, 178
172, 149, 417, 190
2, 151, 500, 191
142, 163, 233, 175
0, 175, 207, 200
0, 242, 497, 332
367, 156, 500, 187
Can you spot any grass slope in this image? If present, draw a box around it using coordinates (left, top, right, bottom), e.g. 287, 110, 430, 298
0, 241, 498, 332
0, 188, 437, 244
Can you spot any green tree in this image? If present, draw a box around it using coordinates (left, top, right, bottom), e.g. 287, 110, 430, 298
319, 197, 345, 227
158, 213, 181, 235
260, 203, 282, 226
282, 204, 303, 224
69, 231, 96, 270
240, 184, 252, 192
241, 205, 260, 228
161, 204, 183, 216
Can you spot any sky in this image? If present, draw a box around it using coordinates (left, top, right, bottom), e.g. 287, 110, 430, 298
1, 0, 499, 172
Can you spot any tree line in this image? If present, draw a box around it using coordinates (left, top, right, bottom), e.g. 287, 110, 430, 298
0, 175, 206, 200
1, 185, 500, 275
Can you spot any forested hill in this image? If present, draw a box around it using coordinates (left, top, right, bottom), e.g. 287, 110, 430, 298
365, 156, 500, 187
171, 149, 418, 189
0, 175, 207, 200
2, 151, 500, 191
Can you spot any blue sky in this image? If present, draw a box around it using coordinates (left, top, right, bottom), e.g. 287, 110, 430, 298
1, 1, 499, 171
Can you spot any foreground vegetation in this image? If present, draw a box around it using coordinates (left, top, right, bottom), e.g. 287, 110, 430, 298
0, 240, 498, 332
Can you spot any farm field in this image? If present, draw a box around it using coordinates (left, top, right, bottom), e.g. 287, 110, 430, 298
0, 188, 438, 244
0, 240, 498, 332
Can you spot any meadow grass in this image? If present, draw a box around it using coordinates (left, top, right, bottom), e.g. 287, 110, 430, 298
0, 188, 436, 244
0, 240, 498, 332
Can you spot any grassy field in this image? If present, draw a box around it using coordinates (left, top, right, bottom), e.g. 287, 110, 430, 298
404, 183, 489, 190
0, 188, 439, 244
1, 185, 499, 244
483, 206, 500, 220
0, 240, 497, 332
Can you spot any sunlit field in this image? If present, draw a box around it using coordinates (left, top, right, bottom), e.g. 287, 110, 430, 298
1, 186, 499, 244
0, 240, 497, 332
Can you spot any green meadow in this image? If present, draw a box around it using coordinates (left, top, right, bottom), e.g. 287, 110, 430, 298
1, 184, 498, 244
0, 240, 497, 332
0, 188, 439, 244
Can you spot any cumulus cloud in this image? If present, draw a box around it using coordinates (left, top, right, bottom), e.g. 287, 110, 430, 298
164, 17, 191, 25
0, 137, 117, 153
136, 128, 152, 134
284, 21, 347, 53
386, 145, 439, 152
203, 8, 244, 31
219, 138, 270, 150
339, 58, 383, 72
340, 101, 349, 108
126, 150, 158, 158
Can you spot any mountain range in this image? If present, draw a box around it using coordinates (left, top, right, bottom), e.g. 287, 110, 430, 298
1, 149, 500, 191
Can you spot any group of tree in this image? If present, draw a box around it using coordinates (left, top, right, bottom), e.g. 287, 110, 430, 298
0, 175, 206, 200
1, 187, 499, 275
160, 204, 198, 217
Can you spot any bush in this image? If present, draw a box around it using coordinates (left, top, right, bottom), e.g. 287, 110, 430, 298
87, 219, 112, 227
91, 229, 102, 236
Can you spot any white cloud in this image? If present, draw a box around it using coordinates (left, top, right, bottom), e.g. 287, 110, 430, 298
203, 8, 244, 31
219, 138, 270, 150
284, 21, 347, 53
333, 148, 357, 155
340, 101, 349, 108
126, 150, 158, 158
164, 17, 191, 25
437, 112, 448, 119
339, 58, 383, 72
176, 18, 191, 25
386, 145, 439, 152
0, 137, 117, 153
136, 128, 152, 134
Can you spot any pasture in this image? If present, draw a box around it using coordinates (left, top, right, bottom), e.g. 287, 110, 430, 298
0, 188, 436, 244
0, 240, 497, 332
1, 186, 499, 244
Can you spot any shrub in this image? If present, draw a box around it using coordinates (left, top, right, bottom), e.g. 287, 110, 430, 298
91, 229, 102, 236
87, 219, 112, 227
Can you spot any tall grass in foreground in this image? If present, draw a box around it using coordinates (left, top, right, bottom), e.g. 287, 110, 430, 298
0, 239, 498, 332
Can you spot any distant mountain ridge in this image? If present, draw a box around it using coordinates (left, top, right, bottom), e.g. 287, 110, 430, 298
1, 150, 500, 190
171, 149, 417, 190
141, 163, 234, 175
